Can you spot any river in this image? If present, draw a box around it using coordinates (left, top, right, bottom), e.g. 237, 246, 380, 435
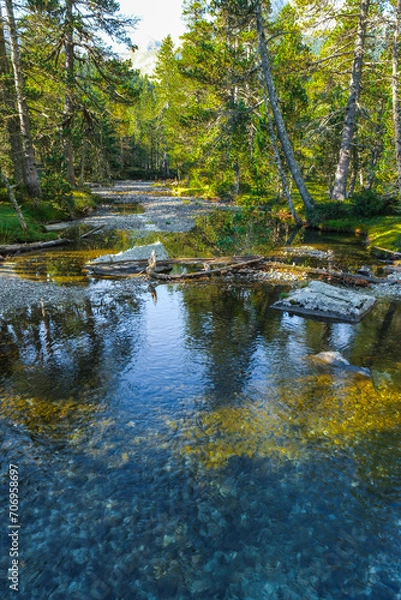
1, 225, 401, 599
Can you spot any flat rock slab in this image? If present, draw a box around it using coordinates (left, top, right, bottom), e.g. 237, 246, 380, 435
89, 241, 170, 265
272, 280, 376, 323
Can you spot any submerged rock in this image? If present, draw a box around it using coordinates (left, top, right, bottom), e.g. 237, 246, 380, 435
272, 280, 376, 323
89, 241, 170, 265
308, 351, 371, 377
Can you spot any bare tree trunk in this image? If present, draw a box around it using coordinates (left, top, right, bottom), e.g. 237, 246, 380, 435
0, 167, 27, 231
0, 8, 25, 185
4, 0, 42, 199
79, 137, 87, 187
254, 0, 314, 214
393, 0, 401, 199
347, 132, 359, 197
63, 0, 76, 187
261, 82, 301, 225
233, 159, 240, 197
330, 0, 370, 200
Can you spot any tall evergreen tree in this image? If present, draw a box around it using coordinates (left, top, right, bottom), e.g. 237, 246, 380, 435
392, 0, 401, 198
0, 6, 25, 184
331, 0, 371, 199
253, 0, 314, 212
4, 0, 42, 198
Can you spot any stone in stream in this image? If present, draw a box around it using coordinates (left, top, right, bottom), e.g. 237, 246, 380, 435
308, 351, 371, 377
89, 241, 170, 264
272, 280, 376, 323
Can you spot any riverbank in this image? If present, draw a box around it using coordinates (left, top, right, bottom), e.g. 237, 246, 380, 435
1, 180, 401, 318
2, 180, 401, 255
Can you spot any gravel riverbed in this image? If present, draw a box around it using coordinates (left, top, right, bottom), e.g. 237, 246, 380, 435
1, 180, 229, 317
46, 180, 235, 234
1, 180, 401, 317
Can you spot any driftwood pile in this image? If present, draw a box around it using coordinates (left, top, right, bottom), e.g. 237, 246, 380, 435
85, 252, 399, 287
86, 255, 264, 279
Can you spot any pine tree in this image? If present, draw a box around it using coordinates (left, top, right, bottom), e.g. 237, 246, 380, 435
331, 0, 371, 199
4, 0, 42, 199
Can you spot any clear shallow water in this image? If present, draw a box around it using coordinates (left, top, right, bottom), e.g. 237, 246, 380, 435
1, 279, 401, 599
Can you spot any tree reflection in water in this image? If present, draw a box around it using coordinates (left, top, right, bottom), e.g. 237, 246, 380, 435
1, 282, 401, 599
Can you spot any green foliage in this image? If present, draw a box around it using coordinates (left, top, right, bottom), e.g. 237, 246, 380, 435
0, 202, 56, 244
41, 172, 73, 205
192, 205, 289, 254
365, 217, 401, 251
311, 201, 352, 223
350, 190, 398, 218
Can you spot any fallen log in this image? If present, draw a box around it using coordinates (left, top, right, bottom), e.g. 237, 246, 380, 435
370, 245, 401, 260
86, 255, 258, 267
87, 262, 172, 277
147, 256, 264, 281
79, 225, 105, 239
85, 255, 263, 278
86, 252, 397, 287
0, 238, 70, 255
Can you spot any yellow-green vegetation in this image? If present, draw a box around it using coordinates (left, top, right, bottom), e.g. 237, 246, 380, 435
364, 218, 401, 251
314, 215, 401, 251
0, 202, 57, 244
0, 391, 101, 439
291, 184, 401, 252
167, 376, 401, 470
0, 188, 97, 244
318, 216, 401, 252
70, 189, 98, 215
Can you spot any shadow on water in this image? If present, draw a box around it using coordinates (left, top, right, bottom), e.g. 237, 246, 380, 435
1, 281, 401, 599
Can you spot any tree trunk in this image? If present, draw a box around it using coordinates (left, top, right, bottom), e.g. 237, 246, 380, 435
393, 0, 401, 199
254, 0, 314, 214
330, 0, 370, 200
63, 0, 76, 187
261, 83, 301, 225
0, 167, 27, 231
4, 0, 42, 199
79, 137, 87, 187
0, 8, 25, 185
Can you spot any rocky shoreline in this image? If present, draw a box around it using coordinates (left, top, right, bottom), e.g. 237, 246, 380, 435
46, 180, 236, 234
1, 180, 401, 318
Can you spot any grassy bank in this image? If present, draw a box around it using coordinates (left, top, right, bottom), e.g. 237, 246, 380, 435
0, 189, 97, 245
1, 180, 400, 255
286, 184, 401, 253
315, 215, 401, 252
168, 181, 401, 253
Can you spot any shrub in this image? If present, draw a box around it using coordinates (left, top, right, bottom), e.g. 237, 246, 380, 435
314, 201, 352, 221
351, 190, 398, 217
40, 172, 74, 214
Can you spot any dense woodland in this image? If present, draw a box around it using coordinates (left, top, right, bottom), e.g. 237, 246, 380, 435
1, 0, 401, 227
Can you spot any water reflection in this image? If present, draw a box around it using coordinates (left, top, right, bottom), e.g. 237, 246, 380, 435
1, 282, 401, 599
